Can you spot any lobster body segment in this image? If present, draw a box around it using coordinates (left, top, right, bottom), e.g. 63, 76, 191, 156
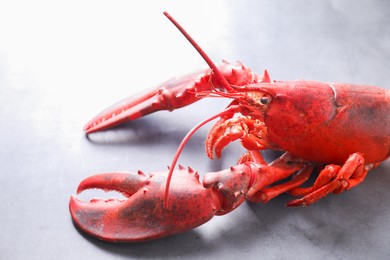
258, 81, 389, 164
70, 12, 389, 243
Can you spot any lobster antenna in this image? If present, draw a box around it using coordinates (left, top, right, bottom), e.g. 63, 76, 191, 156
163, 12, 235, 208
163, 12, 233, 92
164, 106, 237, 207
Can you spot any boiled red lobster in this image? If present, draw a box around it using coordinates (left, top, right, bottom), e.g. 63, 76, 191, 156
69, 12, 389, 242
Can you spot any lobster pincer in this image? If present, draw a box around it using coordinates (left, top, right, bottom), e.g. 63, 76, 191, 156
70, 167, 222, 242
83, 61, 261, 134
70, 164, 255, 242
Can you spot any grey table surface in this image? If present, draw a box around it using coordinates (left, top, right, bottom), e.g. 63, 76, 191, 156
1, 1, 389, 259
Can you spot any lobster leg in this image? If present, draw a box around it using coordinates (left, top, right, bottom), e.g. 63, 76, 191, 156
287, 153, 368, 206
235, 150, 313, 203
206, 116, 273, 159
203, 152, 311, 208
84, 61, 260, 133
247, 165, 314, 203
288, 164, 341, 196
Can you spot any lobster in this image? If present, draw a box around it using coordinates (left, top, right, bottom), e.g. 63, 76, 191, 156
69, 12, 389, 242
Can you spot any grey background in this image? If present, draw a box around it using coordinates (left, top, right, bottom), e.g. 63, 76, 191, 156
0, 1, 389, 259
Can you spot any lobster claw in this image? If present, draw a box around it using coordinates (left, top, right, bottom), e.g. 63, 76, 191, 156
84, 61, 260, 133
69, 167, 222, 242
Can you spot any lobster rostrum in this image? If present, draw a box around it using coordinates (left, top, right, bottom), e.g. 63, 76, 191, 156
69, 12, 390, 242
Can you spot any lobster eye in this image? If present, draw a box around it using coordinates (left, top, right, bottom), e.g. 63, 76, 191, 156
260, 95, 271, 105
